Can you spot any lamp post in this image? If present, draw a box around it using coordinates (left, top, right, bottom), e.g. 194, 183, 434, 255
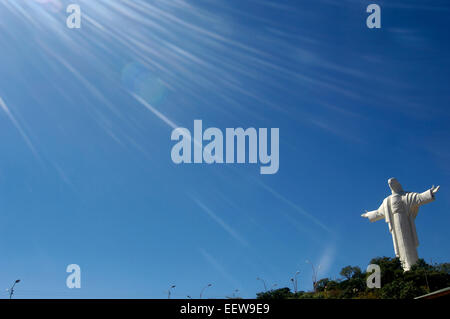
167, 285, 176, 299
200, 283, 212, 299
306, 260, 321, 292
227, 289, 240, 299
9, 279, 20, 299
294, 271, 300, 293
256, 277, 267, 292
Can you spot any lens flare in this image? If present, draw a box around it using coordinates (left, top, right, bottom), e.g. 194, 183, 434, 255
121, 62, 168, 107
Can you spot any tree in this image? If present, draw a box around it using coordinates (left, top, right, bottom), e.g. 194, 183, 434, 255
340, 266, 362, 280
315, 278, 330, 292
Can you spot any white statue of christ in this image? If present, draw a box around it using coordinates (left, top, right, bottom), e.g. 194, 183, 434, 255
361, 178, 440, 271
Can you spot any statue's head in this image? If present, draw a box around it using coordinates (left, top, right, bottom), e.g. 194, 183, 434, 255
388, 178, 404, 194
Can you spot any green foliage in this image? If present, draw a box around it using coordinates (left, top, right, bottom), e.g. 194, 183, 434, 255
256, 257, 450, 299
381, 280, 426, 299
340, 266, 362, 280
436, 263, 450, 274
315, 278, 331, 292
256, 288, 292, 299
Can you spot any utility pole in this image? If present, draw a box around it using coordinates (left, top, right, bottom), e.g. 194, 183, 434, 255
9, 279, 20, 299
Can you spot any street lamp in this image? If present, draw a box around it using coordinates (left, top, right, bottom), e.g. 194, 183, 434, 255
200, 283, 212, 299
226, 289, 240, 299
306, 260, 321, 292
167, 285, 176, 299
294, 271, 300, 293
9, 279, 20, 299
256, 277, 267, 292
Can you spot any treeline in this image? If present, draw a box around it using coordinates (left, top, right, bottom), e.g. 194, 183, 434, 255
256, 257, 450, 299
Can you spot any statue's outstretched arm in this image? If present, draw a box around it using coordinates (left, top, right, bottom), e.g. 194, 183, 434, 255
361, 208, 384, 222
412, 185, 440, 207
361, 210, 370, 218
431, 185, 440, 196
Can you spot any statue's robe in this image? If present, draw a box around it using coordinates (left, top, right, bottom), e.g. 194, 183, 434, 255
366, 189, 434, 271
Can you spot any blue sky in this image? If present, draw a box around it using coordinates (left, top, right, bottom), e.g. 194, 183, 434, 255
0, 0, 449, 298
